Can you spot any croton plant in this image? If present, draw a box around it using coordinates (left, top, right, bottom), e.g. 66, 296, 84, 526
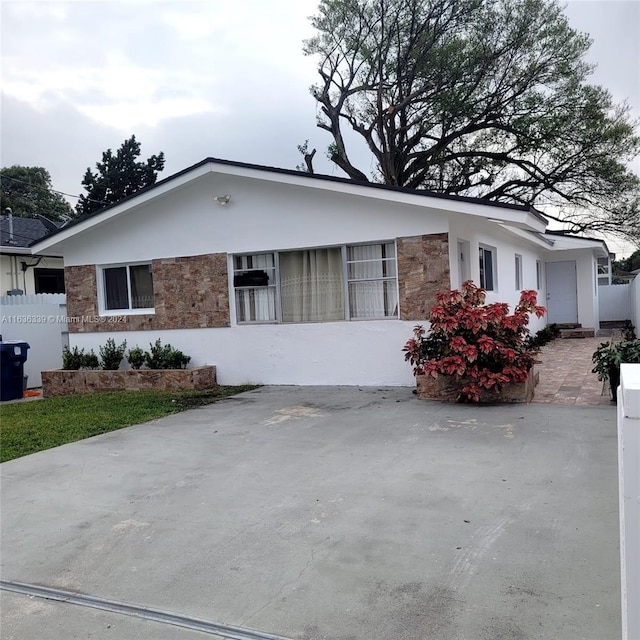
403, 280, 546, 402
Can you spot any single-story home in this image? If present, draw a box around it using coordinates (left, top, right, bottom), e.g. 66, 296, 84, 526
31, 158, 610, 386
1, 212, 65, 295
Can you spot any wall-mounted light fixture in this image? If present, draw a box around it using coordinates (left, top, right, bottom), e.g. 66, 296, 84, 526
213, 195, 231, 206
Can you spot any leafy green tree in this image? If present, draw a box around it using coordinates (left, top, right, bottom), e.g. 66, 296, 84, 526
613, 249, 640, 273
76, 135, 165, 215
303, 0, 640, 242
0, 166, 75, 222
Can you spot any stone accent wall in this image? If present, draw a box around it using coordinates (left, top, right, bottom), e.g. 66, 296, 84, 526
396, 233, 450, 320
65, 253, 230, 333
42, 366, 217, 398
416, 368, 538, 404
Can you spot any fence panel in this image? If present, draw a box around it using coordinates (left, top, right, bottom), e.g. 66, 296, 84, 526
599, 284, 632, 322
0, 294, 68, 387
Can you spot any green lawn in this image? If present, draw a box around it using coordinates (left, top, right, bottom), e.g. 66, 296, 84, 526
0, 386, 257, 463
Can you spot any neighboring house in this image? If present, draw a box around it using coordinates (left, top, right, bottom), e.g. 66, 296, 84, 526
613, 268, 639, 283
1, 212, 65, 295
31, 158, 610, 386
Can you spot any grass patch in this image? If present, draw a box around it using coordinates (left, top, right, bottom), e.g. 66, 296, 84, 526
0, 386, 257, 463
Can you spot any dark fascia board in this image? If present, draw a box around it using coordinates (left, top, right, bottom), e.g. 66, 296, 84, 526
30, 156, 549, 246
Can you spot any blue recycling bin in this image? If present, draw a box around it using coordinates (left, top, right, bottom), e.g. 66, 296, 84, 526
0, 341, 30, 401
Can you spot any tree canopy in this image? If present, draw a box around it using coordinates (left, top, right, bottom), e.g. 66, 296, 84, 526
0, 166, 75, 222
303, 0, 640, 242
613, 249, 640, 274
76, 135, 165, 216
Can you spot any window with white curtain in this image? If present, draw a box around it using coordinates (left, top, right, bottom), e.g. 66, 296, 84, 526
233, 253, 277, 322
101, 263, 154, 311
347, 242, 397, 318
233, 242, 398, 324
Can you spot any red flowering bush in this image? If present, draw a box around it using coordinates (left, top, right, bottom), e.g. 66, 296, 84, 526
403, 281, 546, 402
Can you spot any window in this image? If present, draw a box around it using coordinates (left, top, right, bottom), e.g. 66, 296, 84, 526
101, 263, 154, 311
234, 253, 277, 323
536, 261, 543, 290
515, 254, 523, 290
233, 242, 398, 324
34, 268, 65, 294
597, 257, 610, 286
478, 245, 496, 291
347, 242, 397, 319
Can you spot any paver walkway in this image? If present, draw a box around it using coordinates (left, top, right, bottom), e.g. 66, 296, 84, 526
533, 336, 612, 405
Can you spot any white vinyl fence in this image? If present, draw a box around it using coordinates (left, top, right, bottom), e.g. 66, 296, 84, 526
631, 276, 640, 332
599, 284, 633, 323
618, 364, 640, 640
0, 294, 68, 388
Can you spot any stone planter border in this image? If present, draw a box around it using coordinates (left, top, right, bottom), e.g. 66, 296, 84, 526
416, 367, 538, 403
41, 366, 217, 398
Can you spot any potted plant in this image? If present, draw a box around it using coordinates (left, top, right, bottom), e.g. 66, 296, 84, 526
591, 339, 640, 402
403, 281, 546, 403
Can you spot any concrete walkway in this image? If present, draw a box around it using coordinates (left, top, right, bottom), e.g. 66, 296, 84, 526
0, 386, 620, 640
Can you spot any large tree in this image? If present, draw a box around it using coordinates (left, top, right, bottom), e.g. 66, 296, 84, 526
76, 135, 165, 216
303, 0, 640, 242
0, 166, 75, 222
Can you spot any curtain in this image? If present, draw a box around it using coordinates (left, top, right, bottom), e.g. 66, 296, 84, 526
104, 266, 128, 310
280, 248, 344, 322
235, 254, 276, 322
130, 264, 154, 309
348, 243, 397, 318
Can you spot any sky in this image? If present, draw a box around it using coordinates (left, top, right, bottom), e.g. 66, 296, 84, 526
1, 0, 638, 257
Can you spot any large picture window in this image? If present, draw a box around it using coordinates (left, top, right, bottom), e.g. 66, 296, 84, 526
233, 242, 398, 324
101, 263, 154, 311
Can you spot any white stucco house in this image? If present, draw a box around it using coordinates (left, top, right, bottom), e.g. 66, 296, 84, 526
31, 158, 610, 386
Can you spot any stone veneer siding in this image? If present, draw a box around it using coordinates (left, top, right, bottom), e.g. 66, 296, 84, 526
64, 253, 230, 333
396, 233, 450, 320
42, 366, 217, 397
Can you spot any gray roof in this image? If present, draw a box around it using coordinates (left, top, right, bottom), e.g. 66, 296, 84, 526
0, 215, 61, 249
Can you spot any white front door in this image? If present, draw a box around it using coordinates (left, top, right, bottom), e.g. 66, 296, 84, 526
546, 261, 578, 324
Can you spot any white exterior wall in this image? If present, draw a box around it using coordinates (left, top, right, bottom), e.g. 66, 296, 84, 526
70, 322, 419, 386
545, 249, 600, 330
448, 214, 548, 334
62, 174, 449, 265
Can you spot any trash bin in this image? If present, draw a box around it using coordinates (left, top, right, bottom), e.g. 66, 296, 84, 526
0, 341, 30, 401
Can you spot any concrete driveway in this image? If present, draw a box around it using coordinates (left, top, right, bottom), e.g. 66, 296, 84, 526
1, 387, 620, 639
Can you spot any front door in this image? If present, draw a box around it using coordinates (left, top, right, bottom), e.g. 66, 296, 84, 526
546, 261, 578, 324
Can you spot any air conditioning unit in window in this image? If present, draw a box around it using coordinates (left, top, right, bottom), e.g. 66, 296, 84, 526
234, 270, 270, 287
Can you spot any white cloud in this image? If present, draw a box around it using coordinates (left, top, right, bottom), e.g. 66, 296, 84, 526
78, 96, 219, 130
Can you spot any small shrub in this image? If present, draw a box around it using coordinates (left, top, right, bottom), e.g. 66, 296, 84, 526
83, 350, 100, 370
62, 346, 100, 370
144, 339, 191, 370
127, 346, 145, 370
524, 323, 560, 350
62, 346, 85, 370
99, 338, 127, 370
